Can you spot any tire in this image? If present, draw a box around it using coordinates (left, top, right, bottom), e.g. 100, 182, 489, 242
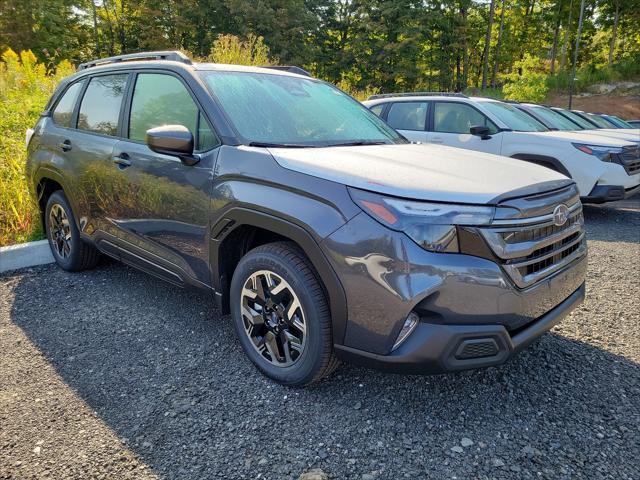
230, 242, 339, 386
45, 190, 100, 271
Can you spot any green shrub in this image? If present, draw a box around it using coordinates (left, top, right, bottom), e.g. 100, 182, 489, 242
0, 49, 74, 246
207, 34, 273, 66
502, 54, 549, 103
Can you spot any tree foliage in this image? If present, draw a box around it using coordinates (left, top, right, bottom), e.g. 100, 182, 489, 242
1, 0, 638, 96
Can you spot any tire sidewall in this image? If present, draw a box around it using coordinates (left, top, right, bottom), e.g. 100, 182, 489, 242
45, 191, 81, 270
230, 248, 328, 385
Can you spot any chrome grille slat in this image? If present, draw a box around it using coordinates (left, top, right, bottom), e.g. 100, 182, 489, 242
479, 193, 587, 289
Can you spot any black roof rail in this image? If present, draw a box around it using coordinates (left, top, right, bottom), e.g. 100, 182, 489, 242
78, 51, 192, 70
262, 66, 311, 77
367, 92, 468, 100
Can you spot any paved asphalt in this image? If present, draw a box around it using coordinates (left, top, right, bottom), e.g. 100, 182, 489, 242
1, 198, 638, 480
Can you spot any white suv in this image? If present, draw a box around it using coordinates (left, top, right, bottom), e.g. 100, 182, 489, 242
364, 94, 640, 203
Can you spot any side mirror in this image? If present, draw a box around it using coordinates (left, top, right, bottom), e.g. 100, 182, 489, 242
146, 125, 199, 166
469, 125, 492, 140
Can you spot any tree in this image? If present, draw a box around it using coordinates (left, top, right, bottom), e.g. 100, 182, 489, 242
481, 0, 496, 89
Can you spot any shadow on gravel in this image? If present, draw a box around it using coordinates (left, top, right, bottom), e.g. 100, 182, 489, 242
582, 196, 640, 243
7, 263, 640, 479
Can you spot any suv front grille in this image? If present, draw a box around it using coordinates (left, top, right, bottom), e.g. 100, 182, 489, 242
479, 199, 586, 289
619, 145, 640, 175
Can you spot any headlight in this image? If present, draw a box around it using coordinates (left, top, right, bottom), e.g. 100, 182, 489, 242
349, 188, 495, 253
573, 143, 623, 162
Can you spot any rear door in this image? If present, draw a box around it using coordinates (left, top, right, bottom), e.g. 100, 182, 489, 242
109, 71, 220, 286
428, 101, 502, 154
66, 73, 130, 236
383, 101, 429, 143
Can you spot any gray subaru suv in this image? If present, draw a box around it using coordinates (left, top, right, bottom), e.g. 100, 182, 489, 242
26, 51, 587, 386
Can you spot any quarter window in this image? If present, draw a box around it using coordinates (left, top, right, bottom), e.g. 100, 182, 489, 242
387, 102, 428, 131
129, 73, 217, 150
52, 81, 84, 127
370, 104, 385, 117
434, 102, 497, 134
78, 74, 128, 136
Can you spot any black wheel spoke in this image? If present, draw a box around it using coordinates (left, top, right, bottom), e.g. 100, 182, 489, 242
240, 270, 306, 367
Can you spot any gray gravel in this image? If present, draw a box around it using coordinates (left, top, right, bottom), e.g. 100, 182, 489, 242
1, 198, 639, 480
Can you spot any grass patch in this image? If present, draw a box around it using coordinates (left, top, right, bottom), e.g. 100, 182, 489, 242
0, 50, 73, 246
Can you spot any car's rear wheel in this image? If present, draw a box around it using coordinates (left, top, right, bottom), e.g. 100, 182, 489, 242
230, 242, 339, 386
45, 191, 100, 271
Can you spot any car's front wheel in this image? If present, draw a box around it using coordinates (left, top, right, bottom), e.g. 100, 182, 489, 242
45, 190, 100, 271
230, 242, 338, 386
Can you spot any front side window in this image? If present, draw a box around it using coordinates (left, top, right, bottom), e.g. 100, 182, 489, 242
585, 113, 614, 128
387, 102, 428, 131
481, 101, 547, 132
200, 71, 404, 146
129, 73, 218, 151
52, 81, 84, 127
78, 74, 128, 136
434, 102, 498, 134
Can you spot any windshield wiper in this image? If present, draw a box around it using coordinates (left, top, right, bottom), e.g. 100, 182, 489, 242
248, 141, 313, 148
326, 140, 389, 147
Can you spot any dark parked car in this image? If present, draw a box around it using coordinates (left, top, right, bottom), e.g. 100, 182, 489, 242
26, 51, 587, 385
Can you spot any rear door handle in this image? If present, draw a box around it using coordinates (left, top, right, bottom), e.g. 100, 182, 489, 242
430, 137, 444, 144
60, 140, 72, 151
112, 152, 131, 168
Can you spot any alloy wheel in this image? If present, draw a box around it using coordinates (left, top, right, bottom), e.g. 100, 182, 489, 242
49, 203, 72, 259
240, 270, 307, 367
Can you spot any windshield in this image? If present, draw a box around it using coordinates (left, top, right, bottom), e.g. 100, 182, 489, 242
608, 115, 634, 129
200, 71, 404, 147
530, 106, 584, 130
585, 112, 616, 128
553, 108, 595, 129
481, 102, 548, 132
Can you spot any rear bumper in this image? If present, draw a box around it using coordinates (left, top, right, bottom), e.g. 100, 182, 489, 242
334, 282, 585, 374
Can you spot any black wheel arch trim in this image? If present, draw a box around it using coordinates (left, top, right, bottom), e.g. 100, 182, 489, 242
510, 153, 572, 178
210, 207, 348, 344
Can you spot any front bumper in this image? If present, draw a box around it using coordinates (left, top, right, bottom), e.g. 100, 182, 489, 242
582, 183, 640, 203
335, 283, 585, 373
322, 211, 587, 367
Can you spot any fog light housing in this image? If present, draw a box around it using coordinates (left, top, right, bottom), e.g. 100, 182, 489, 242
392, 312, 419, 351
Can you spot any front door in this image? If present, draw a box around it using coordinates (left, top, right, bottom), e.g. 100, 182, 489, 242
109, 72, 220, 286
428, 101, 503, 154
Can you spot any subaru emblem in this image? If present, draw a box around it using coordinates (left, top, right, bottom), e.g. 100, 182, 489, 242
553, 204, 569, 227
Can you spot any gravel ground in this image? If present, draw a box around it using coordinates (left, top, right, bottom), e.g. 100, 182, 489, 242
1, 198, 639, 480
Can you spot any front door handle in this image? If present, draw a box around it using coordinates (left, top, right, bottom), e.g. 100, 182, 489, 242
112, 152, 131, 168
430, 137, 444, 144
60, 140, 72, 151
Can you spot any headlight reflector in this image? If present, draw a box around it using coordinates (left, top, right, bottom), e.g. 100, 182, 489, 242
349, 188, 495, 253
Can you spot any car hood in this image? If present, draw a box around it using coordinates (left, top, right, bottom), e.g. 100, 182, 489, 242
525, 130, 637, 146
266, 143, 570, 204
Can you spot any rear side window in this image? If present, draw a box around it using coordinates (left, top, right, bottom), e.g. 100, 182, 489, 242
387, 102, 428, 131
129, 73, 217, 150
52, 81, 84, 127
78, 74, 128, 136
434, 102, 497, 134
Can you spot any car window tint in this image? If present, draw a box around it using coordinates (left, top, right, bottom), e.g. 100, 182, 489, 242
129, 74, 198, 144
387, 102, 428, 131
78, 74, 127, 136
370, 104, 384, 117
52, 81, 84, 127
434, 102, 497, 134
